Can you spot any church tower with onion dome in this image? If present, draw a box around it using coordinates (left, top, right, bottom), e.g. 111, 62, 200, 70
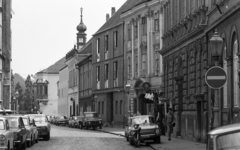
76, 8, 87, 50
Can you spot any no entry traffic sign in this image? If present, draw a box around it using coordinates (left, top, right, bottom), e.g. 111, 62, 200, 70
205, 66, 227, 89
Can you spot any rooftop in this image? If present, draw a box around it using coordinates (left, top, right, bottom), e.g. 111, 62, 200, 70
36, 57, 66, 74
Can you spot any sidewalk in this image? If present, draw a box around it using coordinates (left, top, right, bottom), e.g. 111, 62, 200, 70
97, 127, 207, 150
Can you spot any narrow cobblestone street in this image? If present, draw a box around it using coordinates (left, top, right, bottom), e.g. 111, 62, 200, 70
27, 125, 153, 150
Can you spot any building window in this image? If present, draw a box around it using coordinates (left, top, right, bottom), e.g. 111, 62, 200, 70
97, 66, 100, 82
155, 52, 160, 76
128, 23, 131, 41
154, 12, 159, 32
134, 20, 138, 38
135, 55, 138, 76
142, 16, 147, 35
105, 64, 109, 80
223, 46, 227, 108
97, 38, 100, 54
104, 35, 108, 52
233, 39, 239, 107
127, 57, 131, 79
113, 31, 118, 48
120, 100, 122, 114
70, 106, 72, 116
113, 61, 118, 79
98, 101, 100, 114
115, 101, 118, 114
102, 101, 104, 114
76, 105, 78, 115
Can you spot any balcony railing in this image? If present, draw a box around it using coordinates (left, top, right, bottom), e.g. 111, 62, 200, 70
36, 95, 48, 100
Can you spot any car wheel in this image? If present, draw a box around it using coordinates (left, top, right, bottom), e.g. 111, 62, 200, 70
35, 136, 39, 143
27, 138, 32, 147
126, 135, 129, 141
44, 133, 50, 141
93, 127, 96, 130
129, 139, 134, 146
99, 126, 102, 129
79, 123, 83, 129
86, 126, 89, 130
154, 136, 161, 144
22, 140, 27, 149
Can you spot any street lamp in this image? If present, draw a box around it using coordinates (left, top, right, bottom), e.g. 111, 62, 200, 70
210, 29, 223, 64
14, 91, 19, 114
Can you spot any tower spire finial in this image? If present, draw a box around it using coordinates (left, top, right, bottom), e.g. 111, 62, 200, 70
80, 7, 83, 23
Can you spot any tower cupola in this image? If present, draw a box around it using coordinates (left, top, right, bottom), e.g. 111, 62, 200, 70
76, 8, 87, 33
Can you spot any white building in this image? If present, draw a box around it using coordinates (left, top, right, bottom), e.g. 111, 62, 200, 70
58, 65, 68, 116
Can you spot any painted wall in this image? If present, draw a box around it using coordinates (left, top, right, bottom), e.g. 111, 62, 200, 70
58, 67, 68, 116
36, 73, 59, 116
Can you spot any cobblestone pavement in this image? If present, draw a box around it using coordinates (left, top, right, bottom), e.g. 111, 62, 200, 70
27, 125, 153, 150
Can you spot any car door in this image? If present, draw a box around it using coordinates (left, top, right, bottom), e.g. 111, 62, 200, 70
19, 118, 27, 142
5, 120, 14, 149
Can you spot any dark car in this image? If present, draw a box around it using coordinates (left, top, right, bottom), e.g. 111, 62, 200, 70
23, 115, 39, 147
56, 116, 68, 126
68, 116, 78, 128
125, 115, 161, 145
3, 115, 27, 150
28, 114, 51, 141
78, 112, 102, 130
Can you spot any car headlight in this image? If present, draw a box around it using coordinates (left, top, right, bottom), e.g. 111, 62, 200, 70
0, 135, 6, 141
155, 128, 160, 134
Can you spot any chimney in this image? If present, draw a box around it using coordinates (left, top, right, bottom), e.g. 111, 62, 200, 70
106, 13, 110, 22
111, 7, 116, 16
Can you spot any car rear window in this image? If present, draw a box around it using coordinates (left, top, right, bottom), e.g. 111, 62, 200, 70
31, 116, 47, 122
7, 119, 19, 128
22, 118, 29, 126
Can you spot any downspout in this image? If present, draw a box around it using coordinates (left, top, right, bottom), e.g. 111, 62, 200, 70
122, 21, 125, 128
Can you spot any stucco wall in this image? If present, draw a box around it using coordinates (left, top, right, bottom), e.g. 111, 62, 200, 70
58, 67, 68, 116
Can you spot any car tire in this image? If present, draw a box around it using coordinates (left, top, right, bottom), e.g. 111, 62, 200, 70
129, 139, 134, 146
99, 126, 102, 129
126, 135, 129, 141
22, 141, 26, 149
79, 123, 83, 129
45, 133, 50, 141
154, 136, 161, 144
35, 136, 39, 143
93, 127, 96, 130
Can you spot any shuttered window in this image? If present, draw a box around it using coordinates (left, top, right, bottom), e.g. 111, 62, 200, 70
223, 47, 227, 108
233, 40, 239, 107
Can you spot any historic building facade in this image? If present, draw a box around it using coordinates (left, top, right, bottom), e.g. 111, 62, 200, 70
66, 8, 87, 117
159, 0, 209, 143
121, 0, 164, 116
58, 65, 68, 116
76, 39, 92, 114
92, 5, 132, 127
205, 0, 240, 130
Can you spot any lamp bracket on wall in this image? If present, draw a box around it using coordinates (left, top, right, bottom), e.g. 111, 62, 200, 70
216, 4, 222, 14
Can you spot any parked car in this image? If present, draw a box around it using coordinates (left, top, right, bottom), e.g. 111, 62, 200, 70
28, 114, 51, 141
78, 112, 102, 130
207, 123, 240, 150
68, 116, 77, 128
3, 115, 27, 150
23, 115, 39, 147
125, 115, 161, 145
0, 117, 14, 150
52, 116, 59, 125
56, 116, 68, 126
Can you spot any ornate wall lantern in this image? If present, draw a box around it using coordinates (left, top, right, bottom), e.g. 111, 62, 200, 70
210, 29, 223, 62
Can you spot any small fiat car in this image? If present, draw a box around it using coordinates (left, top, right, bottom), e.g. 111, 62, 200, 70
28, 114, 51, 141
126, 115, 161, 145
23, 115, 38, 147
207, 123, 240, 150
0, 117, 14, 150
78, 112, 102, 130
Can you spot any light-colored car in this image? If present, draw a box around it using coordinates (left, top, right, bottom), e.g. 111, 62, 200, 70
28, 114, 51, 141
23, 115, 39, 147
0, 117, 14, 150
125, 115, 161, 145
207, 123, 240, 150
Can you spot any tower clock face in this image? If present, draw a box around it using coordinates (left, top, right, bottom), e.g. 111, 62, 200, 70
79, 38, 83, 43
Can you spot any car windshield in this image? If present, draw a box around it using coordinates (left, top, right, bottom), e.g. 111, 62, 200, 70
85, 113, 98, 118
131, 116, 155, 126
216, 131, 240, 150
22, 118, 29, 126
60, 116, 67, 119
0, 120, 4, 130
7, 118, 19, 128
31, 116, 47, 122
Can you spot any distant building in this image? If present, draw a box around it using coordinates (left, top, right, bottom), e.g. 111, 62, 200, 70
34, 57, 65, 115
13, 73, 26, 91
57, 65, 68, 116
65, 8, 87, 117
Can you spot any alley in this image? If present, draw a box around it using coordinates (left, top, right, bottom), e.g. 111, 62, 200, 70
27, 125, 153, 150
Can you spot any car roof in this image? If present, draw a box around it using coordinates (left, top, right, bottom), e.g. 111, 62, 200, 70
0, 117, 7, 120
28, 114, 46, 117
84, 112, 97, 114
208, 123, 240, 135
2, 115, 22, 119
129, 115, 153, 119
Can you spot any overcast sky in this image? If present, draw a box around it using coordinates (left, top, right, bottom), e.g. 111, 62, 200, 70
11, 0, 126, 77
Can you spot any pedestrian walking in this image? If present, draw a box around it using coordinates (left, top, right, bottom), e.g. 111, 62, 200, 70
165, 108, 175, 141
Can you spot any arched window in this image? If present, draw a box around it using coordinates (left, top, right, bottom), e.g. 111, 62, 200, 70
233, 38, 239, 107
223, 46, 227, 108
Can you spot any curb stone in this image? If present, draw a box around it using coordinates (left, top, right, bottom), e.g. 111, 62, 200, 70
97, 129, 158, 150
